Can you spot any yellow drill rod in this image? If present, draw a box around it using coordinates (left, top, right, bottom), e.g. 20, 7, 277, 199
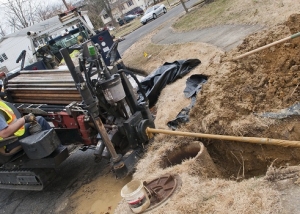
232, 31, 300, 61
146, 127, 300, 148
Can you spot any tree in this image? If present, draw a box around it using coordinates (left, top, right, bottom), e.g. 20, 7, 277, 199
3, 0, 38, 30
62, 0, 70, 10
102, 0, 118, 27
84, 0, 105, 29
85, 0, 117, 28
36, 3, 64, 21
180, 0, 188, 14
3, 0, 65, 32
0, 25, 6, 37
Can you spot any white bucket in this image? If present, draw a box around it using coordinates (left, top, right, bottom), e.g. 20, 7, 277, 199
121, 180, 150, 213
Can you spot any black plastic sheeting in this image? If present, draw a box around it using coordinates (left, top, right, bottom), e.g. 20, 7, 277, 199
256, 102, 300, 119
167, 74, 207, 130
138, 59, 201, 107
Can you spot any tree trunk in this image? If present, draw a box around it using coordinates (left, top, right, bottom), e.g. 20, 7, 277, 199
103, 0, 117, 27
180, 0, 188, 13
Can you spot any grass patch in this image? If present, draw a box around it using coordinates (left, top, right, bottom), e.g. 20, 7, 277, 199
173, 0, 238, 31
124, 43, 162, 73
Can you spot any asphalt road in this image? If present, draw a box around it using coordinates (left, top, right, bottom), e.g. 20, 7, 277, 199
0, 148, 110, 214
118, 0, 201, 55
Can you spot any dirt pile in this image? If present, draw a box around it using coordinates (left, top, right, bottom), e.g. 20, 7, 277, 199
115, 14, 300, 214
184, 13, 300, 178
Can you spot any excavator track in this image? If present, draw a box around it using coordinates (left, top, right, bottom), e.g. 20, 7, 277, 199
0, 168, 56, 191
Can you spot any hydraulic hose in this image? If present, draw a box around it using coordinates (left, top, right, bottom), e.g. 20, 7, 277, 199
118, 69, 148, 103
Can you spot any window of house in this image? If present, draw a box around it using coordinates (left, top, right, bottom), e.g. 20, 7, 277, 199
0, 53, 8, 62
2, 54, 7, 60
126, 0, 134, 7
120, 5, 125, 10
103, 14, 109, 19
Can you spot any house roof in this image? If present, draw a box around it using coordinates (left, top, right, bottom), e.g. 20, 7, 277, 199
4, 16, 61, 38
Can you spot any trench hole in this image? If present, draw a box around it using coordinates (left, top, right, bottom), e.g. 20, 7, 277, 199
161, 142, 201, 169
160, 139, 300, 180
204, 140, 270, 179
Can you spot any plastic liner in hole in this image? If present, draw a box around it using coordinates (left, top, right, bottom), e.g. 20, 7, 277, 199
167, 74, 207, 130
256, 102, 300, 119
138, 59, 201, 107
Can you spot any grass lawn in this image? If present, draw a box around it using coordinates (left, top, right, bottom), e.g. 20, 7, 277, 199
173, 0, 235, 31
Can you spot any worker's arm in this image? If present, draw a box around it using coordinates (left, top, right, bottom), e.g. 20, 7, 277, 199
0, 113, 35, 139
0, 117, 25, 139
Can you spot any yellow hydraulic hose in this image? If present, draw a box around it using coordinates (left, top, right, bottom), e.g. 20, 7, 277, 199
232, 31, 300, 61
146, 127, 300, 148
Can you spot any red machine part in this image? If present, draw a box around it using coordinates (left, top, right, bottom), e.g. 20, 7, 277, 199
49, 112, 78, 129
49, 112, 96, 145
76, 114, 97, 146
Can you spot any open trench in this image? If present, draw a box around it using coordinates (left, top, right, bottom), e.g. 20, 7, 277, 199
159, 117, 300, 180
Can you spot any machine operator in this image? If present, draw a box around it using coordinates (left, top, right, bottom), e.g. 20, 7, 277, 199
0, 72, 51, 155
0, 106, 51, 153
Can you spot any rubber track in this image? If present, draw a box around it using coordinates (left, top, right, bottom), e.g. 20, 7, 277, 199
0, 168, 56, 191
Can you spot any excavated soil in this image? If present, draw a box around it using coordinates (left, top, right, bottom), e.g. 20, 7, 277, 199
186, 14, 300, 178
63, 3, 300, 213
115, 13, 300, 214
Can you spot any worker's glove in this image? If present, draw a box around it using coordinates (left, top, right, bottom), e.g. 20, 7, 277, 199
24, 113, 36, 123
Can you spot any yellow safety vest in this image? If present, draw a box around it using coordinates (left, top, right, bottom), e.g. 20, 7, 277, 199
0, 101, 25, 140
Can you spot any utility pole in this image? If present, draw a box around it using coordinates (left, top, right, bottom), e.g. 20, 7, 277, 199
62, 0, 69, 10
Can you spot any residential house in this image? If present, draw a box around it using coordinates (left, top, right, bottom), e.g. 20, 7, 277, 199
101, 0, 149, 26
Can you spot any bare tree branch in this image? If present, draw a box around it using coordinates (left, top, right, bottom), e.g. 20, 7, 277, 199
36, 3, 64, 21
0, 25, 6, 37
3, 0, 65, 32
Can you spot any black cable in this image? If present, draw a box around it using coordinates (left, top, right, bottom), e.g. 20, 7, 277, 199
81, 57, 94, 93
118, 69, 148, 103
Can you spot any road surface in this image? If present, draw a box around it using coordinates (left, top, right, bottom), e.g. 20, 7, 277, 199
118, 0, 201, 55
119, 0, 263, 54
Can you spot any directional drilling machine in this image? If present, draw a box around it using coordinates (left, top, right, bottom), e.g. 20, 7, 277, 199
0, 37, 154, 190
